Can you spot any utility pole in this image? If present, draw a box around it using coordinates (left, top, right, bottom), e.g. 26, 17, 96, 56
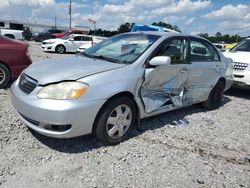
69, 0, 72, 30
55, 16, 57, 29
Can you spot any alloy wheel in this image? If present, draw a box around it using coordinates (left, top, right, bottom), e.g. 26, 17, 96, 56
106, 104, 132, 139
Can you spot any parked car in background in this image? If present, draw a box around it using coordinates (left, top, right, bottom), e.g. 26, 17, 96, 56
11, 32, 233, 145
0, 29, 23, 40
223, 38, 250, 88
52, 29, 86, 38
42, 34, 94, 53
33, 29, 65, 42
0, 35, 31, 88
213, 43, 227, 52
76, 36, 107, 53
225, 43, 237, 50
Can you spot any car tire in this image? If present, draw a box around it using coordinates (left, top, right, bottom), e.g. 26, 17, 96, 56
202, 80, 225, 110
4, 34, 15, 39
94, 96, 137, 145
0, 63, 11, 89
55, 45, 66, 54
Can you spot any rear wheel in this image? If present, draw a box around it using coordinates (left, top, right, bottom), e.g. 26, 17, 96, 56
4, 34, 15, 39
202, 80, 225, 110
0, 63, 11, 89
55, 45, 66, 54
94, 96, 136, 145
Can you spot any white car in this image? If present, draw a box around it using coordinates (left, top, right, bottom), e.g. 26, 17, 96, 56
223, 38, 250, 88
41, 34, 93, 54
0, 29, 23, 40
77, 36, 107, 53
213, 43, 227, 52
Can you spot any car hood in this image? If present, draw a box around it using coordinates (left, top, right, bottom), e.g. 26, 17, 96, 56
23, 56, 126, 85
223, 51, 250, 64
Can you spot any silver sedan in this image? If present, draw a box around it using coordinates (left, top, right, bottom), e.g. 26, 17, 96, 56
11, 32, 233, 145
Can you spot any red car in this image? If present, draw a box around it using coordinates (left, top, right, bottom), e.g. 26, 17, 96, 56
52, 29, 86, 38
0, 35, 32, 88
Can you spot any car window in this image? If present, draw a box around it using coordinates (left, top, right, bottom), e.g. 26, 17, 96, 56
231, 39, 250, 52
153, 38, 186, 64
190, 39, 220, 62
74, 36, 82, 41
81, 36, 92, 41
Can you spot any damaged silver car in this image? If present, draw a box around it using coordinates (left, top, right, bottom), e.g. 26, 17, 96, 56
11, 32, 233, 145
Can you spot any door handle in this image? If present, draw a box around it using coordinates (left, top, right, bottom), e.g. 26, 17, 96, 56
180, 68, 188, 73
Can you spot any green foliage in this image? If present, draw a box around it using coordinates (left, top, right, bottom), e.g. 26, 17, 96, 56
197, 33, 243, 43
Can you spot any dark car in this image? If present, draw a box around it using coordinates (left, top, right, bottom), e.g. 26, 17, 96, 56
33, 29, 65, 42
0, 35, 32, 88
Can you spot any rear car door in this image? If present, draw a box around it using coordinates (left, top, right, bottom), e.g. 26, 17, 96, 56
185, 37, 222, 103
70, 36, 83, 52
80, 36, 93, 46
141, 37, 190, 113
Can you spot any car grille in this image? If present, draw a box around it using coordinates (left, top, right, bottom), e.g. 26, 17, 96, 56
233, 62, 248, 71
18, 74, 38, 94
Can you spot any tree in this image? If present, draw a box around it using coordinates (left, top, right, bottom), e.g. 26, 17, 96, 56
117, 22, 132, 33
215, 32, 222, 38
152, 21, 173, 30
198, 33, 209, 38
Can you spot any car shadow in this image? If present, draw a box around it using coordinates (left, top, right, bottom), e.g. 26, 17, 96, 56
32, 96, 231, 154
224, 88, 250, 100
2, 79, 15, 89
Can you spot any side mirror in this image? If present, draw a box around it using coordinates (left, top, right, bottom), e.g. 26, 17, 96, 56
69, 38, 74, 41
149, 56, 171, 66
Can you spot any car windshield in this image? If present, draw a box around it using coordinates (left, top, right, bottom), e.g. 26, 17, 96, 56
62, 35, 71, 40
63, 31, 70, 35
231, 39, 250, 52
83, 33, 160, 64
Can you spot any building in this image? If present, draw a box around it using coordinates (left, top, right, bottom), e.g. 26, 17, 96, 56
0, 19, 90, 33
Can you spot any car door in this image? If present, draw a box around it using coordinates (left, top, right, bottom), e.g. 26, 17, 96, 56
185, 37, 222, 103
69, 36, 83, 52
80, 36, 93, 47
141, 37, 190, 113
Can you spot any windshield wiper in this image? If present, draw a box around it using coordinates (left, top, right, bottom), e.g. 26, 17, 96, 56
92, 55, 119, 63
82, 52, 129, 64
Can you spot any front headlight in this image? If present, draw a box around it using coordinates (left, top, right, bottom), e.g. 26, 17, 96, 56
44, 41, 55, 44
37, 82, 88, 100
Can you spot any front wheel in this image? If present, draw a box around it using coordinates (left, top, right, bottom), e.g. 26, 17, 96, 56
94, 96, 137, 145
202, 80, 225, 110
55, 45, 66, 54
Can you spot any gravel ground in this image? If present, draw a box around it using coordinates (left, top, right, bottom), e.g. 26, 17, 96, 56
0, 42, 249, 188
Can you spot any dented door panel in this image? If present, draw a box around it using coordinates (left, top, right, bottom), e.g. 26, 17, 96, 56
141, 65, 189, 113
185, 61, 221, 103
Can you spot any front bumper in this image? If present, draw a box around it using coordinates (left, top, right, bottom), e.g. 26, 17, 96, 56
77, 48, 85, 53
41, 44, 55, 52
233, 70, 250, 87
11, 81, 106, 138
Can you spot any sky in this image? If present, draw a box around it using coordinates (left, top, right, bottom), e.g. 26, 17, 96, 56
0, 0, 250, 36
